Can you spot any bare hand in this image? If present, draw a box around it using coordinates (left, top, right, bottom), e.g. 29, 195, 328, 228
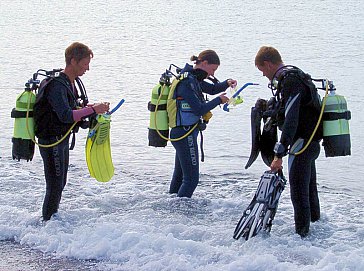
219, 93, 229, 104
270, 157, 283, 172
227, 79, 237, 88
92, 102, 110, 114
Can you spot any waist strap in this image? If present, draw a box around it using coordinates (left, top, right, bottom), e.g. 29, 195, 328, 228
323, 111, 351, 121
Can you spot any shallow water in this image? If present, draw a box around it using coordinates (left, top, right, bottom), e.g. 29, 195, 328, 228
0, 240, 99, 271
0, 0, 364, 270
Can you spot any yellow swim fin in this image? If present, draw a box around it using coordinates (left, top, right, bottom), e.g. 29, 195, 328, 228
85, 114, 114, 182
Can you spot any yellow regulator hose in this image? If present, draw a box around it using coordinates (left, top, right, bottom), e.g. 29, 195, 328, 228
26, 92, 78, 148
294, 79, 329, 155
154, 84, 198, 142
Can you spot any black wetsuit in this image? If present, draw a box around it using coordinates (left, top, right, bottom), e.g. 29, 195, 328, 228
33, 73, 78, 221
277, 70, 322, 237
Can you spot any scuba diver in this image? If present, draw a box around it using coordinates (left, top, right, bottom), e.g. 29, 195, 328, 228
33, 42, 110, 221
168, 49, 237, 198
254, 46, 322, 237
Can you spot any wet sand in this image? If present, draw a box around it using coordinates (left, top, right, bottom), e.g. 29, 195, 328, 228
0, 241, 101, 271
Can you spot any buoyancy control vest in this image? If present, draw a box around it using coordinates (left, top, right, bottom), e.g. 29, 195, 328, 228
278, 66, 323, 141
274, 66, 322, 112
269, 65, 351, 157
167, 72, 204, 128
33, 73, 80, 138
266, 66, 323, 137
148, 67, 204, 147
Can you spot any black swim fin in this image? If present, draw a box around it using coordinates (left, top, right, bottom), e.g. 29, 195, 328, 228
244, 106, 262, 169
233, 170, 287, 240
260, 122, 277, 167
245, 98, 279, 169
245, 99, 267, 169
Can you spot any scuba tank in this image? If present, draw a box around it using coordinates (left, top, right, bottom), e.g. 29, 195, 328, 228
147, 64, 217, 148
11, 78, 39, 161
322, 81, 351, 157
11, 68, 78, 161
148, 64, 183, 147
147, 71, 172, 147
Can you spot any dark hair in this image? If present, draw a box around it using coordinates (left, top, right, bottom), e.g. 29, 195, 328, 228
65, 42, 93, 65
190, 49, 220, 65
255, 46, 282, 66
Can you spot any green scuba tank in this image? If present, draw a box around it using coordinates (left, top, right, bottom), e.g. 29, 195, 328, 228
11, 88, 36, 161
148, 73, 172, 147
148, 83, 170, 147
322, 91, 351, 157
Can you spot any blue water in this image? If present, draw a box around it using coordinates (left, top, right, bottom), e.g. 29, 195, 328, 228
0, 0, 363, 270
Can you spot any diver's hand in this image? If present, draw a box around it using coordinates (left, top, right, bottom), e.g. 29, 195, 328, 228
270, 156, 283, 172
219, 93, 229, 104
227, 79, 237, 88
92, 102, 110, 114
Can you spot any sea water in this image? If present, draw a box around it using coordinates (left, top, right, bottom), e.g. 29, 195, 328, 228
0, 0, 363, 270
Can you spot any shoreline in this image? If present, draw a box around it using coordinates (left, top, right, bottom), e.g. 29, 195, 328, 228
0, 241, 100, 271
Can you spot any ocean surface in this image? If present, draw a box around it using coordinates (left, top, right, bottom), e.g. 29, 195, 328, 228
0, 0, 363, 270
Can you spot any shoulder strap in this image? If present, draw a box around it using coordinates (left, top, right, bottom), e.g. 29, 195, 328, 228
51, 73, 79, 103
276, 66, 301, 90
271, 65, 306, 100
275, 66, 321, 110
75, 77, 88, 106
35, 76, 55, 102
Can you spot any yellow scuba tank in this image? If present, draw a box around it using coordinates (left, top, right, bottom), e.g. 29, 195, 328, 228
322, 89, 351, 157
11, 82, 37, 161
148, 72, 172, 147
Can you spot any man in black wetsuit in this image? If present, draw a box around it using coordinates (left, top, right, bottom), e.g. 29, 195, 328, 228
34, 42, 110, 221
255, 46, 322, 237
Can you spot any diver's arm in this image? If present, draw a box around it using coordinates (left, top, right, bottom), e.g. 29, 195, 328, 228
200, 80, 230, 95
179, 79, 222, 116
270, 82, 302, 172
47, 82, 74, 123
271, 91, 300, 172
274, 77, 303, 157
72, 103, 110, 121
72, 107, 94, 121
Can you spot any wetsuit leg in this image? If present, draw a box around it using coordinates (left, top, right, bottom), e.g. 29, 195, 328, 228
169, 153, 183, 194
39, 136, 70, 220
170, 127, 199, 198
288, 141, 320, 237
309, 161, 320, 222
